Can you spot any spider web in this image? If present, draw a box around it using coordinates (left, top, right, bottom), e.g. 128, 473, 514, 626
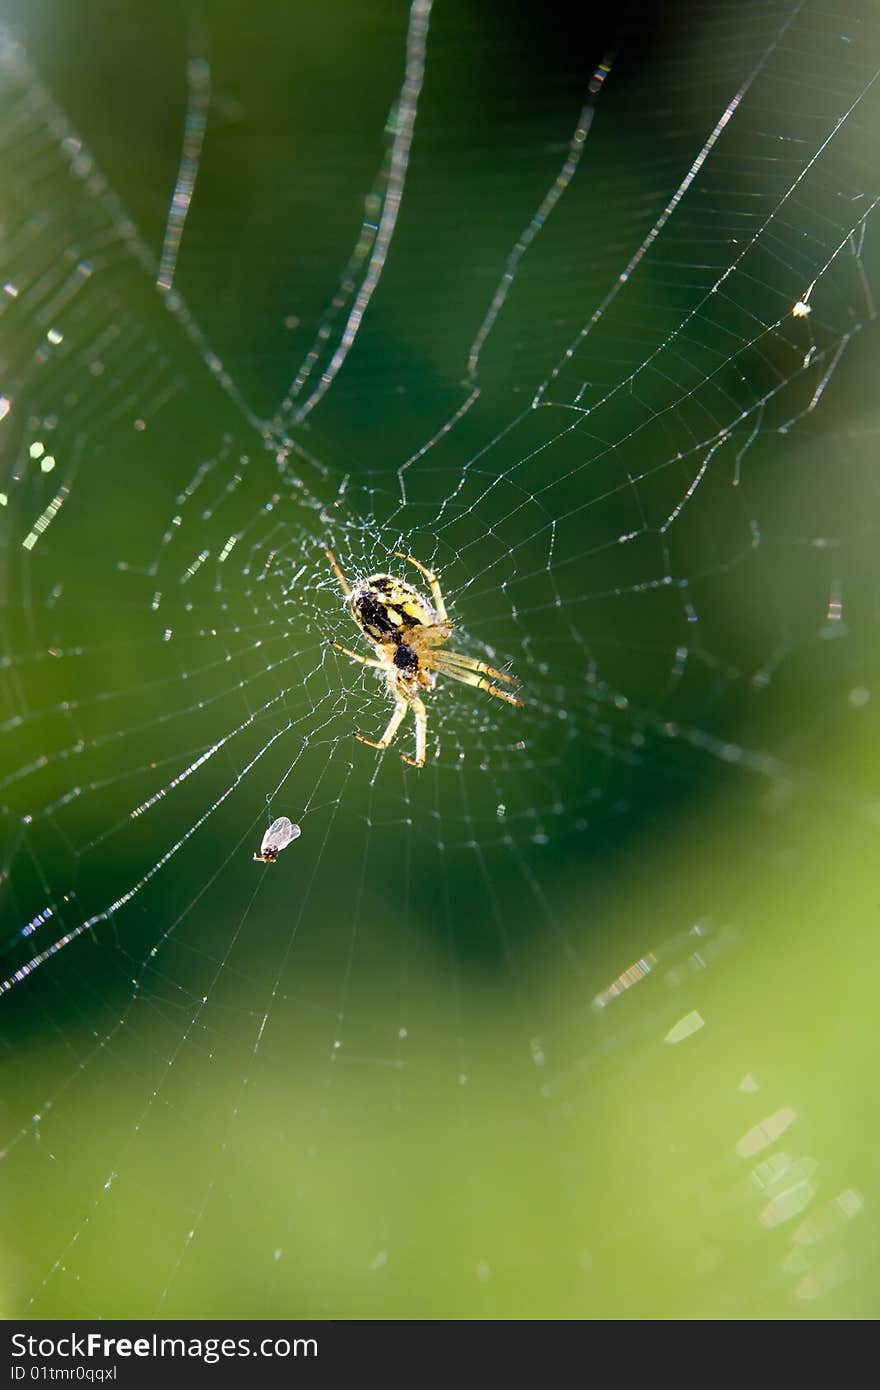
2, 0, 880, 1318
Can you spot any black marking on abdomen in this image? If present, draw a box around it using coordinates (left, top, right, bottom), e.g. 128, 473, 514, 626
357, 593, 396, 637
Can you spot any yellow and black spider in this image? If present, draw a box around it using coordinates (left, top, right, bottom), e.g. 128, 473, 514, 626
326, 548, 522, 768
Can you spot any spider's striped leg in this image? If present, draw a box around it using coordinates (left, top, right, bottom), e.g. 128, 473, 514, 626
431, 649, 518, 686
329, 641, 384, 669
435, 663, 523, 707
393, 552, 448, 623
355, 698, 409, 753
400, 697, 427, 768
326, 548, 352, 596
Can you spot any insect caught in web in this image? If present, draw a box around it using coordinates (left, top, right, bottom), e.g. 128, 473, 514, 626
253, 816, 301, 863
326, 548, 523, 768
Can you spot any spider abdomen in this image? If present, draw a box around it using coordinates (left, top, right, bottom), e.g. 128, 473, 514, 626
351, 574, 435, 643
355, 592, 399, 640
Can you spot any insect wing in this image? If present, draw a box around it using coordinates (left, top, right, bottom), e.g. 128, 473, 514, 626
260, 816, 301, 857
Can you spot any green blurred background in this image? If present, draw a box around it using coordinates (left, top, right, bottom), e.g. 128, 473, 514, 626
2, 0, 880, 1319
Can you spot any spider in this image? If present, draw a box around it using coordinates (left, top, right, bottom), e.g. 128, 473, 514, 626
326, 548, 522, 768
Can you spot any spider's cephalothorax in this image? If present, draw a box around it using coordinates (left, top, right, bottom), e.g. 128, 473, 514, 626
327, 549, 522, 768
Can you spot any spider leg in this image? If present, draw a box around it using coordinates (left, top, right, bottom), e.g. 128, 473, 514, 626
400, 697, 427, 767
430, 649, 518, 686
435, 663, 523, 707
325, 548, 352, 597
392, 552, 448, 623
329, 641, 384, 669
354, 697, 409, 753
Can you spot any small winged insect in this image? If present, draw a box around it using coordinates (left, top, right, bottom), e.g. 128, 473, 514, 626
253, 816, 301, 864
